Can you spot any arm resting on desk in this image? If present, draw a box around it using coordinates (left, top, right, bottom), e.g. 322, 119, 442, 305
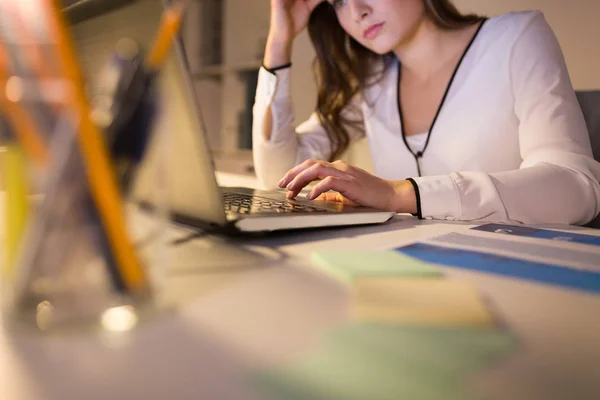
411, 12, 600, 225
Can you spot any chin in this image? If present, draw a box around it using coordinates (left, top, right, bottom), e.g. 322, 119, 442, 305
363, 41, 396, 55
369, 45, 394, 55
359, 34, 398, 55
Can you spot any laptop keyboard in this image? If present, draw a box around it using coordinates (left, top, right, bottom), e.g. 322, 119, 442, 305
223, 192, 330, 215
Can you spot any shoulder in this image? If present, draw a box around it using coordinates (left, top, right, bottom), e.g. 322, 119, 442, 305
483, 10, 554, 43
487, 10, 544, 28
474, 10, 561, 65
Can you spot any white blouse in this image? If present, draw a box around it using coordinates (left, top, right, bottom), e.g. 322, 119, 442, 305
252, 10, 600, 225
405, 132, 428, 155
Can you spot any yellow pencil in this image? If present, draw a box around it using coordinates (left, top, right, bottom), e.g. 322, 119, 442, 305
41, 0, 148, 294
146, 0, 190, 69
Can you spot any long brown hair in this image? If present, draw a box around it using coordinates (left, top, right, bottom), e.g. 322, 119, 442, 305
307, 0, 484, 161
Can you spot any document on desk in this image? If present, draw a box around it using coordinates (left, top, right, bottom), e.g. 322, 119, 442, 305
472, 223, 600, 247
397, 223, 600, 294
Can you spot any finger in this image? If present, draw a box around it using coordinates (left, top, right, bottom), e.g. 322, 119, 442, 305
316, 192, 358, 206
286, 163, 347, 198
278, 159, 324, 188
306, 176, 353, 200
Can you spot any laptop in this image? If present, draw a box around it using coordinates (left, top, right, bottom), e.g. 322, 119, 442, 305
68, 0, 395, 234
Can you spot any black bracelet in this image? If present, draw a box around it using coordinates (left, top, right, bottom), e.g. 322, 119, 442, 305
406, 178, 423, 219
262, 62, 292, 75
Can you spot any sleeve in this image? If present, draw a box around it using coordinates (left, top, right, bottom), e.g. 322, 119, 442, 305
410, 12, 600, 225
252, 66, 365, 189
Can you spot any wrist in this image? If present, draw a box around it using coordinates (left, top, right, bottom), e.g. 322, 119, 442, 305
390, 180, 417, 214
264, 35, 292, 68
267, 31, 293, 47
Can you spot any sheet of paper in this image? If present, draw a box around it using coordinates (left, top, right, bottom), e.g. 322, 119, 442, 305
398, 228, 600, 294
473, 223, 600, 247
352, 278, 494, 328
310, 251, 442, 283
426, 231, 600, 273
255, 324, 515, 400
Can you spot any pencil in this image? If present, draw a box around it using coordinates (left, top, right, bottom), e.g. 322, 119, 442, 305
5, 2, 63, 104
41, 0, 148, 294
146, 0, 190, 70
0, 43, 50, 166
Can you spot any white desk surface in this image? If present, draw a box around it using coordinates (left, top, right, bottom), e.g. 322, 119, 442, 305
1, 174, 600, 400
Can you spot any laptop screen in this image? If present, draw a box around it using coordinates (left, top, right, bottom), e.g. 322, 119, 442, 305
69, 0, 227, 226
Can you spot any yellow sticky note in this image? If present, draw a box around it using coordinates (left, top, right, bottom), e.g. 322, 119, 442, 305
352, 278, 494, 328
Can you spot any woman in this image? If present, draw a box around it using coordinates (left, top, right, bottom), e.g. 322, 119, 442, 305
252, 0, 600, 225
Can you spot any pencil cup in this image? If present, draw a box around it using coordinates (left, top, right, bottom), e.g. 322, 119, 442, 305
2, 121, 171, 334
1, 74, 169, 336
0, 0, 175, 335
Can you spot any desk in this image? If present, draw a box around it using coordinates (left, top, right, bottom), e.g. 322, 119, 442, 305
1, 176, 600, 400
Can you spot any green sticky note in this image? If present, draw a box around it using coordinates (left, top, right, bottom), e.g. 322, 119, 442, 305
310, 251, 442, 283
255, 324, 516, 400
326, 324, 516, 374
259, 353, 470, 400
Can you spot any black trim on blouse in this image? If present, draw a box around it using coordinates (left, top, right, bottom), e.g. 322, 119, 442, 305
397, 19, 488, 178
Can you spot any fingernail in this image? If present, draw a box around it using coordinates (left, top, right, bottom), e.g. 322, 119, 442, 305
278, 178, 285, 187
306, 192, 314, 200
286, 182, 293, 190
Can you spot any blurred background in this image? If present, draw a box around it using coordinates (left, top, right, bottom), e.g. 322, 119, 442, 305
2, 0, 598, 187
180, 0, 600, 176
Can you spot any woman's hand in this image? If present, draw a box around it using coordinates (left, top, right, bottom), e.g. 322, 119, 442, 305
264, 0, 323, 68
278, 159, 418, 213
269, 0, 323, 43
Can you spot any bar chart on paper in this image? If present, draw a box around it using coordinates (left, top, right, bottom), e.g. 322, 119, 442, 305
397, 224, 600, 294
